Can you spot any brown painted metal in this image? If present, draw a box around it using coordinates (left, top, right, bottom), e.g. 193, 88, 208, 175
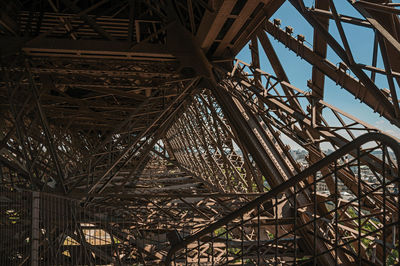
1, 0, 400, 264
166, 132, 400, 264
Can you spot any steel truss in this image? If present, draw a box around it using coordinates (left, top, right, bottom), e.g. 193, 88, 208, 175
1, 0, 400, 265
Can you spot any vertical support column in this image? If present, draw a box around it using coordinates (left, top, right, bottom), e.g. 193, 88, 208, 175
250, 37, 261, 88
31, 192, 40, 266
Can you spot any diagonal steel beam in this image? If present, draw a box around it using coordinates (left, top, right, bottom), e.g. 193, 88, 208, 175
27, 61, 67, 193
350, 0, 400, 54
86, 78, 199, 195
264, 19, 399, 126
60, 0, 114, 41
289, 0, 399, 123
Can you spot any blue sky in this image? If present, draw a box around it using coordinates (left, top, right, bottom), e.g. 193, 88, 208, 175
236, 0, 400, 147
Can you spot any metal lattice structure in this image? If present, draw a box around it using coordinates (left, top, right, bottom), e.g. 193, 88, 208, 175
1, 0, 400, 265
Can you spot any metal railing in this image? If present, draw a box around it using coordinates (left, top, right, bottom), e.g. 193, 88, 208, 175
166, 133, 400, 265
0, 190, 174, 265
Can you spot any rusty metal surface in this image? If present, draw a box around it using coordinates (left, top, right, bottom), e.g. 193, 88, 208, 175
0, 0, 400, 264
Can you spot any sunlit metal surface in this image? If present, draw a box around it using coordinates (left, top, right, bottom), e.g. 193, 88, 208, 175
1, 0, 399, 265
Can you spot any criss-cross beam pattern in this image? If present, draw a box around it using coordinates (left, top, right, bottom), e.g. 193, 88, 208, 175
168, 133, 400, 265
1, 0, 400, 265
165, 91, 266, 194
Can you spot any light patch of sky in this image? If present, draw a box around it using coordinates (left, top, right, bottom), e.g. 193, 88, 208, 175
236, 0, 400, 150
